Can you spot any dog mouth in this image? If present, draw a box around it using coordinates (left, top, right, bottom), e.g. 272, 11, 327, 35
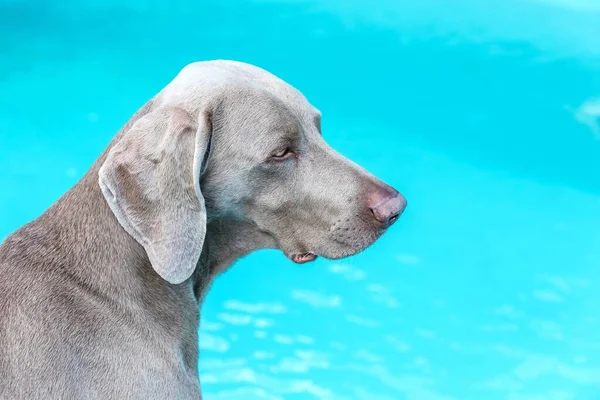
290, 252, 318, 264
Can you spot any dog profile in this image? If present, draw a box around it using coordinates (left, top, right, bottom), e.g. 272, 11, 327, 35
0, 60, 406, 399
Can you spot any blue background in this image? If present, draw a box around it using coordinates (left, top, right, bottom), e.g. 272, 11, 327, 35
1, 0, 600, 398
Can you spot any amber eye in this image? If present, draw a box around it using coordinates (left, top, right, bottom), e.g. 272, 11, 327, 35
270, 147, 294, 160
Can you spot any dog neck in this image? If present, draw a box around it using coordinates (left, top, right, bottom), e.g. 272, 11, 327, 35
193, 218, 277, 302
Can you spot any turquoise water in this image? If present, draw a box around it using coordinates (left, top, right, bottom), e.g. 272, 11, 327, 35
1, 0, 600, 398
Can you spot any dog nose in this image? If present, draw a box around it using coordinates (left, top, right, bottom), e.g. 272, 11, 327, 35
368, 185, 407, 227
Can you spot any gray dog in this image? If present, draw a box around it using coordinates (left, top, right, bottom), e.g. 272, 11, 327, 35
0, 60, 406, 399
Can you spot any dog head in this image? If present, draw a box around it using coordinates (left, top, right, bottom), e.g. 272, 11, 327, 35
99, 61, 406, 284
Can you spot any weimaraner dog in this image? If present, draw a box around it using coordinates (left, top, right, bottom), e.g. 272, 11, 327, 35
0, 60, 406, 399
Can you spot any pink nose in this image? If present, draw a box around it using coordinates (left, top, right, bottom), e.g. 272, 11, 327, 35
368, 185, 407, 227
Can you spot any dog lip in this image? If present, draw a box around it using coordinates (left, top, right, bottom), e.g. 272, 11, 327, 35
290, 252, 317, 264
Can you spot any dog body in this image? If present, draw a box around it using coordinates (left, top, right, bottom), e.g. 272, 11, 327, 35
0, 61, 405, 399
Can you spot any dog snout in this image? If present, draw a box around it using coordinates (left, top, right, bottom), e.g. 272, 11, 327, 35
367, 184, 407, 227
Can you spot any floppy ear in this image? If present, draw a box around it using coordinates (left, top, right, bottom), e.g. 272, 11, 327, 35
98, 106, 212, 284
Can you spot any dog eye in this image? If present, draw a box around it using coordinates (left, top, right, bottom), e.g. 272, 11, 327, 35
270, 147, 294, 160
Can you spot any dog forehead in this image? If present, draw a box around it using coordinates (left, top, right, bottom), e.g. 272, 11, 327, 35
161, 61, 320, 119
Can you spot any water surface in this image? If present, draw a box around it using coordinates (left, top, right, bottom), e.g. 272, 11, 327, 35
1, 0, 600, 398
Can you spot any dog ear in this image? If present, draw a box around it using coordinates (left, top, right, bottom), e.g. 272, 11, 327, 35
99, 106, 212, 284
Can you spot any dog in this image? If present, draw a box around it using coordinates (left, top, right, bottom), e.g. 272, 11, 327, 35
0, 60, 406, 399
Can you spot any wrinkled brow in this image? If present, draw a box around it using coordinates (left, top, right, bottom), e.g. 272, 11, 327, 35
261, 116, 302, 151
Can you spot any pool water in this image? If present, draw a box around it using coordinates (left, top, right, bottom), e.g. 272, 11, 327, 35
1, 0, 600, 399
